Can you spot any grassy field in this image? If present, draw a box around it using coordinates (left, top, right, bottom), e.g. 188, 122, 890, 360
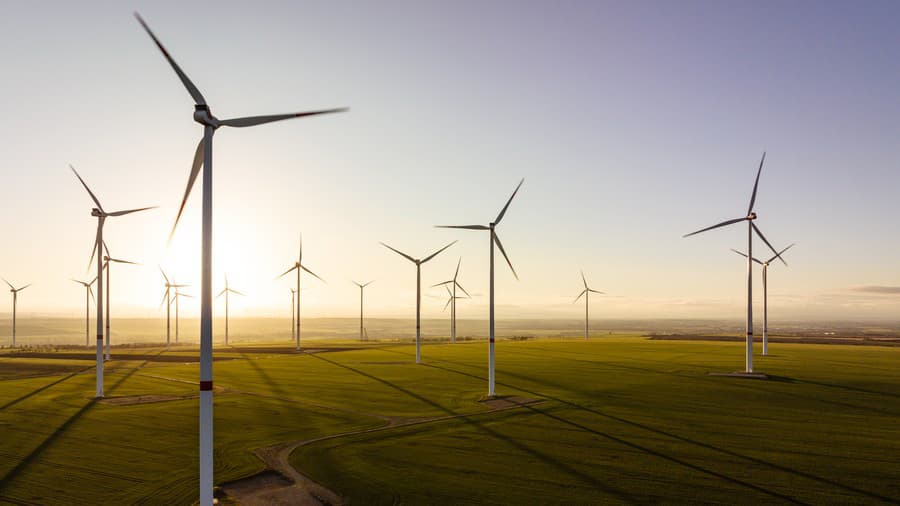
1, 336, 898, 504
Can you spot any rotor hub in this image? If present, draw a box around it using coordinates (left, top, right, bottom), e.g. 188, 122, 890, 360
193, 104, 217, 127
91, 208, 102, 217
748, 212, 757, 220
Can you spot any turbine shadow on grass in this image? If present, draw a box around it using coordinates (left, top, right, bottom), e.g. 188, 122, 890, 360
0, 366, 94, 411
306, 352, 637, 502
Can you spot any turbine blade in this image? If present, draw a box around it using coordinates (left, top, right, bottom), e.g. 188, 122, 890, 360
17, 284, 31, 292
160, 290, 169, 309
103, 240, 110, 258
683, 217, 747, 238
107, 206, 156, 217
277, 264, 298, 279
217, 289, 226, 298
2, 278, 13, 290
455, 282, 471, 298
769, 243, 795, 265
494, 178, 524, 225
431, 280, 453, 288
218, 108, 349, 128
134, 13, 207, 106
493, 233, 518, 280
730, 248, 763, 264
454, 257, 461, 281
169, 137, 204, 242
751, 223, 785, 265
574, 290, 586, 303
300, 264, 326, 283
380, 242, 417, 263
581, 270, 587, 289
109, 258, 140, 265
434, 225, 489, 230
747, 152, 766, 214
422, 240, 457, 264
588, 289, 605, 294
69, 165, 104, 212
443, 297, 452, 312
363, 280, 374, 287
88, 285, 94, 302
231, 289, 245, 296
159, 266, 170, 284
87, 225, 101, 272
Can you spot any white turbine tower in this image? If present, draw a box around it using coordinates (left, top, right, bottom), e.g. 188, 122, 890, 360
573, 271, 605, 341
290, 288, 296, 342
352, 281, 374, 342
381, 241, 457, 364
102, 242, 139, 360
217, 274, 244, 346
432, 258, 470, 344
437, 179, 523, 397
71, 277, 96, 347
135, 14, 347, 504
278, 236, 325, 351
3, 280, 31, 347
684, 153, 784, 374
160, 268, 188, 350
71, 166, 154, 398
732, 243, 794, 356
174, 290, 193, 344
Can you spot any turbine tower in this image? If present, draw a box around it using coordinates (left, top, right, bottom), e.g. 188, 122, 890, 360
573, 271, 605, 340
433, 258, 470, 344
290, 288, 296, 342
102, 242, 139, 360
683, 153, 784, 373
381, 241, 456, 364
135, 14, 347, 503
732, 243, 794, 356
160, 268, 187, 350
3, 280, 31, 347
441, 283, 469, 342
71, 165, 154, 398
217, 274, 244, 346
71, 277, 96, 347
174, 290, 193, 344
277, 236, 325, 351
352, 281, 374, 342
437, 179, 523, 396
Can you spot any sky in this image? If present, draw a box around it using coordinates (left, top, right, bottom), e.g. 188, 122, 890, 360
1, 0, 900, 322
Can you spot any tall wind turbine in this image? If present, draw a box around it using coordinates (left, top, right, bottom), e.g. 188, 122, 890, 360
3, 279, 31, 347
381, 241, 456, 364
732, 243, 794, 356
217, 274, 244, 346
71, 165, 154, 398
278, 236, 325, 351
573, 271, 605, 341
71, 278, 96, 347
437, 179, 523, 396
160, 268, 188, 349
102, 242, 139, 360
135, 14, 347, 505
352, 281, 374, 342
174, 290, 193, 344
433, 258, 470, 344
290, 288, 296, 342
441, 284, 469, 343
683, 153, 784, 373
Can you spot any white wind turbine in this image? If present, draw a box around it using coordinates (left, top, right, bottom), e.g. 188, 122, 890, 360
731, 243, 794, 356
3, 279, 31, 347
432, 258, 470, 344
437, 179, 523, 397
290, 288, 296, 342
277, 236, 325, 351
135, 14, 347, 504
573, 271, 606, 341
174, 290, 193, 344
160, 267, 188, 350
71, 165, 154, 398
352, 280, 374, 342
71, 277, 96, 347
381, 241, 457, 364
102, 242, 139, 360
684, 153, 784, 374
217, 274, 244, 346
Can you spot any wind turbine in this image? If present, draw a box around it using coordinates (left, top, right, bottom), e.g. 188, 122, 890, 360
683, 153, 784, 374
381, 241, 456, 364
174, 290, 193, 344
135, 14, 347, 505
3, 279, 31, 347
441, 284, 469, 343
732, 243, 794, 356
217, 274, 244, 346
102, 242, 139, 360
160, 268, 188, 349
277, 236, 325, 351
70, 165, 154, 398
436, 179, 523, 396
352, 280, 374, 342
71, 277, 96, 347
573, 271, 606, 340
290, 288, 296, 342
432, 258, 470, 344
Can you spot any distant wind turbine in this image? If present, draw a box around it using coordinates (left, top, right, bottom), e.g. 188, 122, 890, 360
160, 267, 188, 350
174, 290, 193, 344
352, 281, 374, 342
732, 243, 794, 356
70, 165, 154, 398
102, 242, 139, 361
433, 258, 470, 344
3, 279, 30, 347
217, 274, 244, 346
71, 277, 96, 347
437, 178, 523, 396
573, 271, 605, 341
277, 236, 325, 351
683, 153, 784, 373
381, 241, 456, 363
290, 288, 296, 342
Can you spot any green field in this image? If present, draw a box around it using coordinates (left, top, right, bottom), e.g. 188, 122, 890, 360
1, 336, 898, 504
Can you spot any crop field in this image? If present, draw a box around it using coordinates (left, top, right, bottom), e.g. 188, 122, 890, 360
0, 335, 898, 504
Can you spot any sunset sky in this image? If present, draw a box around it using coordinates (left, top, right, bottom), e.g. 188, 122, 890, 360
1, 1, 900, 321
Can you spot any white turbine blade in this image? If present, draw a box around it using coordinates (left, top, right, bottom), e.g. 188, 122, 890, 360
87, 225, 101, 272
747, 152, 766, 215
177, 292, 194, 298
109, 257, 140, 265
588, 289, 605, 294
159, 266, 170, 284
2, 278, 14, 290
444, 284, 453, 295
768, 243, 795, 265
422, 240, 457, 264
683, 217, 747, 238
453, 257, 461, 281
103, 240, 111, 258
454, 282, 471, 298
751, 223, 785, 265
107, 206, 156, 217
216, 289, 226, 298
435, 225, 489, 230
160, 289, 169, 309
16, 284, 32, 292
71, 278, 84, 286
69, 165, 104, 212
90, 276, 98, 285
88, 285, 94, 302
574, 290, 586, 303
443, 297, 452, 312
362, 280, 374, 287
431, 280, 453, 288
580, 270, 588, 289
297, 233, 303, 263
730, 248, 763, 265
493, 233, 518, 280
380, 242, 417, 263
494, 178, 524, 225
300, 264, 326, 283
230, 289, 245, 296
170, 137, 204, 243
218, 108, 349, 128
277, 264, 298, 279
134, 13, 207, 106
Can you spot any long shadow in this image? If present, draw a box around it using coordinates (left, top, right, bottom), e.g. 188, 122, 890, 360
0, 366, 95, 411
306, 352, 637, 502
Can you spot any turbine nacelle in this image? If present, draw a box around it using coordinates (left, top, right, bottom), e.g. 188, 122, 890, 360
748, 212, 757, 220
193, 104, 217, 127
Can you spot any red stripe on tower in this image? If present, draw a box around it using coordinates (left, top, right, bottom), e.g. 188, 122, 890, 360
200, 381, 213, 391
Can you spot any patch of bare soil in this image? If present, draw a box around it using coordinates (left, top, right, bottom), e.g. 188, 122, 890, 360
98, 393, 198, 406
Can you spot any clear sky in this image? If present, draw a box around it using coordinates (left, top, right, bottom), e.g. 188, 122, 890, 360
1, 1, 899, 322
